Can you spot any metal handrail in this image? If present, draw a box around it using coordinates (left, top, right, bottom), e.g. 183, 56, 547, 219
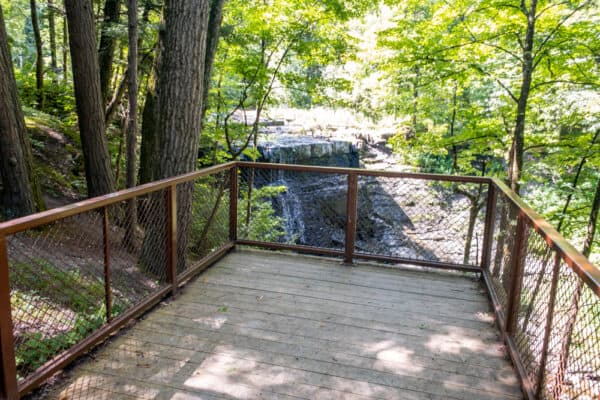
0, 160, 597, 400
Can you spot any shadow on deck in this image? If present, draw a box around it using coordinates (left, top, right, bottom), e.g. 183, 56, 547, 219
38, 249, 521, 400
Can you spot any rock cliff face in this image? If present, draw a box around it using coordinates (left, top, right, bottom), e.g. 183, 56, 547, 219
256, 134, 359, 167
245, 132, 481, 266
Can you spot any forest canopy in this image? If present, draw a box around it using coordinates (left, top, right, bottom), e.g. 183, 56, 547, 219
0, 0, 598, 264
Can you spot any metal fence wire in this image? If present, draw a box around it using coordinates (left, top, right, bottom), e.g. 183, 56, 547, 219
184, 170, 232, 269
485, 180, 600, 400
356, 176, 487, 266
8, 211, 107, 381
0, 162, 598, 400
488, 191, 520, 316
237, 166, 348, 251
2, 165, 235, 393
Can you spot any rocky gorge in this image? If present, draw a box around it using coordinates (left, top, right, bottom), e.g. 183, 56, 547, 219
241, 120, 486, 267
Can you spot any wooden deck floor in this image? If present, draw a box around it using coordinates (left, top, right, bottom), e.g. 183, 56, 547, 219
39, 249, 522, 400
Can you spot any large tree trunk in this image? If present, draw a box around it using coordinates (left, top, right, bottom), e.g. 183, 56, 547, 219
48, 0, 57, 77
0, 5, 36, 218
65, 0, 116, 197
201, 0, 225, 124
30, 0, 44, 109
140, 0, 209, 274
98, 0, 122, 107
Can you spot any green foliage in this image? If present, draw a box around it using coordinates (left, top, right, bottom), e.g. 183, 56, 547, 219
10, 259, 123, 376
16, 70, 77, 119
202, 0, 372, 159
238, 185, 286, 242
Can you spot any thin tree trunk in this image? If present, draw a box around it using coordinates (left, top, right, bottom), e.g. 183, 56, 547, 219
449, 83, 458, 173
98, 0, 122, 107
65, 0, 116, 197
191, 178, 227, 253
124, 0, 138, 251
105, 68, 129, 123
508, 0, 537, 194
201, 0, 225, 125
138, 38, 161, 185
48, 0, 57, 78
412, 66, 419, 135
30, 0, 44, 108
62, 15, 68, 83
126, 0, 138, 191
140, 0, 209, 273
0, 5, 36, 218
114, 115, 126, 187
139, 88, 158, 184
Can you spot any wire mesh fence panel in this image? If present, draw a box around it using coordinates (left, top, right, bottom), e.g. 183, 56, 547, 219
541, 258, 600, 399
184, 170, 232, 268
238, 167, 347, 250
513, 226, 556, 395
355, 176, 487, 266
6, 211, 107, 382
106, 190, 169, 318
489, 192, 519, 314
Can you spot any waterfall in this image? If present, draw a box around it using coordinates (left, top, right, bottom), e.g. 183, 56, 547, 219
270, 178, 306, 244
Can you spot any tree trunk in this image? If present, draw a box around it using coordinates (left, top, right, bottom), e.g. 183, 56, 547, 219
98, 0, 122, 107
138, 37, 162, 186
140, 0, 209, 273
201, 0, 225, 124
0, 5, 36, 218
48, 0, 57, 78
65, 0, 116, 197
449, 83, 458, 174
406, 65, 419, 140
62, 15, 68, 83
508, 1, 537, 194
126, 0, 138, 191
30, 0, 44, 108
124, 0, 138, 250
139, 88, 158, 184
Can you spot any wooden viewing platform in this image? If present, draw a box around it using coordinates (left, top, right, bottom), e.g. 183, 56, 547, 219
3, 161, 598, 399
39, 249, 521, 400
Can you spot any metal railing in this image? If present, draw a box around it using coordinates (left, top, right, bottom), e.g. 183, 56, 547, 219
0, 161, 598, 399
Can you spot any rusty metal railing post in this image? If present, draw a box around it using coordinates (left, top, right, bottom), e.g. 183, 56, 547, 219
102, 207, 112, 322
166, 185, 178, 294
344, 173, 358, 264
0, 235, 19, 399
229, 166, 238, 243
535, 252, 562, 399
505, 211, 528, 335
481, 182, 497, 270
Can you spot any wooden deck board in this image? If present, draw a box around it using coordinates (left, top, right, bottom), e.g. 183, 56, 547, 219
37, 249, 522, 400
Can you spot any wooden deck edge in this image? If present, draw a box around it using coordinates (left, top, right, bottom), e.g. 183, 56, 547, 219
234, 245, 481, 279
